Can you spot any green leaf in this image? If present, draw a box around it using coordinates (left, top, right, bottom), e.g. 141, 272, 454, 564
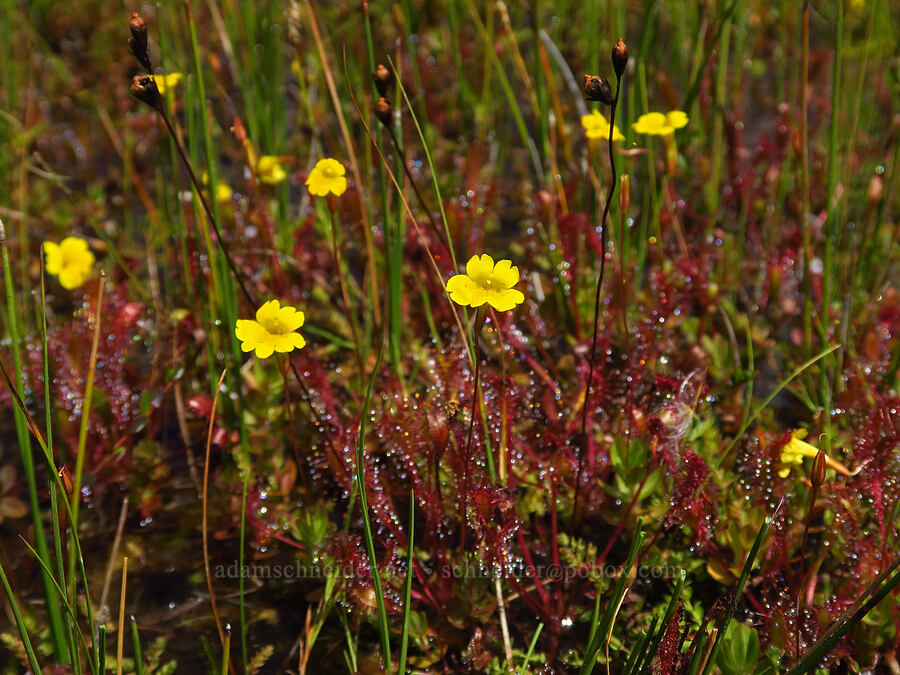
717, 620, 760, 674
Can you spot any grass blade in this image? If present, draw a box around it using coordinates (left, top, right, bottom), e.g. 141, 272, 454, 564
580, 519, 646, 674
356, 345, 391, 669
700, 515, 772, 674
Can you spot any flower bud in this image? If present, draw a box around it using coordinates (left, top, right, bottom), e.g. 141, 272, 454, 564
231, 116, 248, 144
59, 465, 74, 497
811, 450, 827, 489
131, 75, 161, 109
619, 174, 630, 213
375, 97, 392, 128
612, 38, 628, 78
584, 74, 614, 105
868, 174, 883, 205
129, 11, 152, 72
374, 64, 394, 97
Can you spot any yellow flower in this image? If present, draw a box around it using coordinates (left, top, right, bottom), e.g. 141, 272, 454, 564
446, 254, 525, 312
43, 237, 95, 290
202, 170, 233, 203
581, 110, 624, 142
777, 430, 820, 478
235, 300, 307, 359
257, 156, 288, 185
633, 110, 689, 136
154, 72, 183, 96
777, 429, 854, 479
214, 182, 233, 203
305, 158, 347, 197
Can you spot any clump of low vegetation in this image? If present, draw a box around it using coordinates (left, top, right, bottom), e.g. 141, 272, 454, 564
1, 1, 898, 673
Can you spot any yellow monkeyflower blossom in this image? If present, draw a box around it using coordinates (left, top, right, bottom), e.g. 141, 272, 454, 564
214, 182, 233, 203
154, 72, 183, 96
777, 429, 854, 479
43, 237, 95, 290
257, 156, 288, 185
581, 110, 625, 142
235, 300, 307, 359
202, 170, 233, 204
306, 158, 347, 197
446, 254, 525, 312
633, 110, 689, 136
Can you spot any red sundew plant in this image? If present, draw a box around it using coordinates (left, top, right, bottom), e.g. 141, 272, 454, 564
1, 2, 899, 674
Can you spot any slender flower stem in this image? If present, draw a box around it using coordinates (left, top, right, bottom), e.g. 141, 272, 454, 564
281, 357, 309, 493
459, 307, 487, 552
384, 124, 445, 243
328, 204, 364, 376
573, 72, 622, 528
146, 85, 344, 478
155, 105, 255, 308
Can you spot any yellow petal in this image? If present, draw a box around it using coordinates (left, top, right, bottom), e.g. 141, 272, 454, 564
633, 112, 668, 135
235, 319, 266, 346
485, 288, 525, 312
466, 254, 494, 281
290, 333, 307, 350
58, 268, 85, 289
272, 334, 300, 353
254, 341, 275, 359
446, 275, 479, 306
665, 110, 689, 129
492, 259, 519, 288
155, 72, 183, 96
255, 300, 281, 325
318, 158, 346, 177
276, 305, 305, 332
43, 242, 63, 274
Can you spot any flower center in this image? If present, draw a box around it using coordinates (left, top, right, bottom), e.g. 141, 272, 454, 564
61, 250, 82, 270
321, 165, 338, 178
260, 316, 287, 335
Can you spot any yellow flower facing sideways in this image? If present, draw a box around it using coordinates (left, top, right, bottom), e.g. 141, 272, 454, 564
257, 156, 288, 185
235, 300, 306, 359
43, 237, 95, 290
581, 110, 625, 142
446, 254, 525, 312
154, 72, 183, 96
306, 158, 347, 197
778, 429, 854, 479
633, 110, 689, 136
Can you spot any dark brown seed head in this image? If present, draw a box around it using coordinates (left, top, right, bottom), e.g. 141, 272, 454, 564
374, 64, 394, 97
584, 74, 614, 105
612, 38, 628, 78
131, 75, 162, 109
375, 97, 392, 128
811, 450, 827, 490
129, 11, 152, 72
